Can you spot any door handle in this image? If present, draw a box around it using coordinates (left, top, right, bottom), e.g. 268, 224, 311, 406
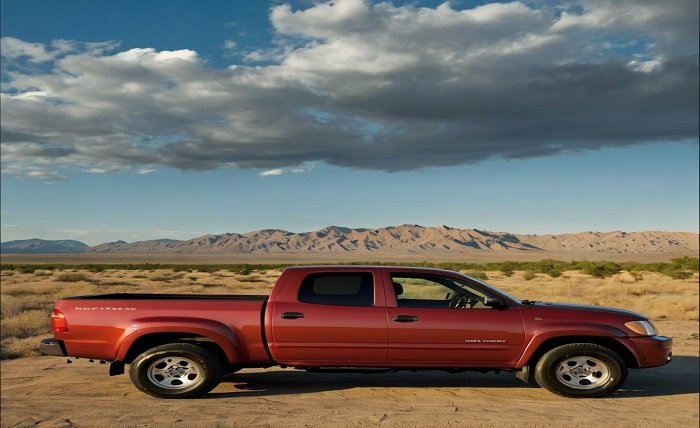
392, 315, 419, 323
280, 312, 305, 319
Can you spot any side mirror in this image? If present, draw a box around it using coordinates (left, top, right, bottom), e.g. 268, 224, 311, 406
484, 296, 505, 309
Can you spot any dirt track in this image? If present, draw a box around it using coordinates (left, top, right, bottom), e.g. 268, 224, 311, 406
1, 321, 697, 428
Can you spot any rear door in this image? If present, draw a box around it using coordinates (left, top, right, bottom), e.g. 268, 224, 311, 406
386, 272, 525, 367
268, 270, 388, 365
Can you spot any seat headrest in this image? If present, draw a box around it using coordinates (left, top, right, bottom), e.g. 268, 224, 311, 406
392, 281, 404, 296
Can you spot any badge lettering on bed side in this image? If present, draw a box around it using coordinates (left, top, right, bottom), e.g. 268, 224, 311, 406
75, 307, 137, 311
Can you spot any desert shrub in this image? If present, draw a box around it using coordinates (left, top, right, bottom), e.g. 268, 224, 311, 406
238, 276, 263, 283
150, 275, 171, 281
523, 271, 535, 281
98, 281, 136, 286
500, 267, 514, 277
496, 261, 518, 277
32, 270, 53, 277
494, 261, 519, 277
200, 283, 225, 288
1, 336, 44, 359
669, 257, 699, 272
620, 261, 646, 273
577, 261, 622, 278
0, 310, 50, 338
662, 257, 698, 279
525, 259, 567, 278
630, 271, 644, 281
669, 270, 693, 280
621, 257, 698, 279
547, 269, 562, 278
55, 273, 92, 283
236, 266, 253, 275
2, 258, 697, 281
0, 295, 23, 319
18, 266, 38, 274
466, 271, 488, 280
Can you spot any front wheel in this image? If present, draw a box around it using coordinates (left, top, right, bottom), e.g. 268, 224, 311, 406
534, 343, 627, 398
129, 343, 223, 398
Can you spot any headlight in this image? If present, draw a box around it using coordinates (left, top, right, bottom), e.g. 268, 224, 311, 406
624, 320, 658, 336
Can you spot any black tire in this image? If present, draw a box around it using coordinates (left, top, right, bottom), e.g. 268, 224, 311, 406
129, 343, 223, 399
534, 343, 627, 398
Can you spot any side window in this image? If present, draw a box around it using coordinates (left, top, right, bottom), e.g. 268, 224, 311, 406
298, 273, 374, 307
391, 273, 489, 309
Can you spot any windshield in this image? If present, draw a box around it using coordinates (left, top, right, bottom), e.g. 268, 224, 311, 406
459, 273, 522, 305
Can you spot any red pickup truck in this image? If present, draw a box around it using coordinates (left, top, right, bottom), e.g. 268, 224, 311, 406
40, 266, 672, 399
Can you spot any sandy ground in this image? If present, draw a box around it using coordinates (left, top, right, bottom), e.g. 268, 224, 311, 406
1, 320, 697, 428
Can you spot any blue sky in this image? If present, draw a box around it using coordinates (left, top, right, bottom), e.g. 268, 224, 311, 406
1, 0, 698, 245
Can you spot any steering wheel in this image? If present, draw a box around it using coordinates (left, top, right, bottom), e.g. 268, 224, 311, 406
449, 294, 469, 308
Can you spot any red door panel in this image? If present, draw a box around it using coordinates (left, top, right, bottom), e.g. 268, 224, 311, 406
270, 302, 388, 365
267, 269, 389, 366
386, 307, 524, 366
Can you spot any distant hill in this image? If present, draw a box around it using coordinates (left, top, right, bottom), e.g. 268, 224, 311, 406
90, 239, 182, 253
0, 238, 89, 253
2, 226, 698, 256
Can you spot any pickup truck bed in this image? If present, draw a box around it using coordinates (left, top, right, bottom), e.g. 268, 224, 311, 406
51, 293, 272, 365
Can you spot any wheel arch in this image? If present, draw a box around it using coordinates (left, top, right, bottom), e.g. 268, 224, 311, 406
524, 335, 639, 369
121, 332, 230, 367
114, 317, 241, 365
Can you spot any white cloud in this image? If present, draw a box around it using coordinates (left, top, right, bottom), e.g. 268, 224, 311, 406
259, 162, 315, 177
0, 36, 117, 63
1, 37, 57, 62
23, 169, 67, 182
1, 0, 697, 178
259, 168, 285, 177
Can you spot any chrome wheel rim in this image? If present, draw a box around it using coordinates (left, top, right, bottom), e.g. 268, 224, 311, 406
147, 356, 203, 390
555, 356, 611, 390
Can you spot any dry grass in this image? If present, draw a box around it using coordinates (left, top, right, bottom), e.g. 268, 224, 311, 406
0, 267, 696, 360
55, 273, 92, 283
489, 270, 699, 321
1, 310, 49, 338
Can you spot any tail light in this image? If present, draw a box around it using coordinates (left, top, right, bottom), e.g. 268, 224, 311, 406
50, 309, 68, 333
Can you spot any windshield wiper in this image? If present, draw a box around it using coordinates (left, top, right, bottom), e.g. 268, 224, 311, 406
521, 299, 538, 305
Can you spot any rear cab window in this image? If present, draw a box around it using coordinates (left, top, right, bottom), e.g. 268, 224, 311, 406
298, 272, 374, 306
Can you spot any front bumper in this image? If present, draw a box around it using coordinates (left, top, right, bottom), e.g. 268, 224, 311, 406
624, 335, 672, 368
40, 338, 67, 357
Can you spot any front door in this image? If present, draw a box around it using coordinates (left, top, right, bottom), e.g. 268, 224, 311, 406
386, 272, 525, 367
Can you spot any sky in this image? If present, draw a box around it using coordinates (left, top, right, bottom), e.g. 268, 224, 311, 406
1, 0, 698, 245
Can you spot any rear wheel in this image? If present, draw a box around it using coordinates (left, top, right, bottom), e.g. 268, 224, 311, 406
129, 343, 223, 399
534, 343, 627, 398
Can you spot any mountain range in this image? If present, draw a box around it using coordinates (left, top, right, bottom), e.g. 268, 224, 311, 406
0, 238, 89, 254
1, 225, 698, 255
